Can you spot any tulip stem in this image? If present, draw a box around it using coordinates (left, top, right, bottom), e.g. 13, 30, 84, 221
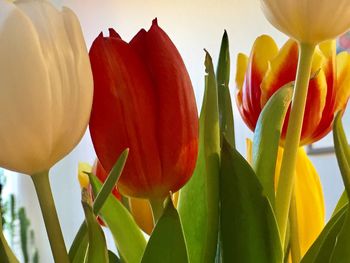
289, 190, 301, 263
275, 42, 316, 249
149, 198, 165, 225
31, 171, 69, 263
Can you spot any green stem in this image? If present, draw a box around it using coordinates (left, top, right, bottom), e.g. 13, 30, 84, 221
31, 171, 69, 263
289, 190, 301, 263
275, 42, 316, 247
149, 198, 165, 225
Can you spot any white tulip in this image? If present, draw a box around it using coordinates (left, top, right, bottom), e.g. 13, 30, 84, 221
0, 0, 93, 175
260, 0, 350, 43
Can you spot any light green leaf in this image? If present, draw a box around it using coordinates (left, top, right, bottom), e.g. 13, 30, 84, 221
69, 149, 129, 263
216, 30, 235, 148
90, 175, 146, 263
220, 139, 282, 263
253, 84, 293, 207
333, 112, 350, 197
331, 191, 348, 218
0, 207, 19, 263
301, 205, 347, 263
178, 51, 220, 263
141, 198, 188, 263
82, 189, 108, 263
329, 113, 350, 262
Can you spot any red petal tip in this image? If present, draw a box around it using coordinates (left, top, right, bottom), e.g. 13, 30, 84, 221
98, 32, 104, 38
109, 28, 121, 39
152, 18, 158, 27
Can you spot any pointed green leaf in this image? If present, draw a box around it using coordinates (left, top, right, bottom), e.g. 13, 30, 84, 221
252, 84, 293, 207
330, 113, 350, 262
301, 205, 348, 263
220, 139, 282, 263
90, 175, 146, 263
331, 191, 348, 218
216, 30, 235, 148
178, 51, 220, 263
82, 189, 108, 263
141, 198, 188, 263
69, 149, 129, 262
0, 207, 19, 263
333, 112, 350, 197
108, 250, 121, 263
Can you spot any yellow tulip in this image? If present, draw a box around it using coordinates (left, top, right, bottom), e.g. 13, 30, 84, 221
246, 140, 325, 257
260, 0, 350, 44
0, 0, 93, 175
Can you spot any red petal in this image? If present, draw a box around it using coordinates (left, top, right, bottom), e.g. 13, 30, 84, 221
129, 21, 199, 195
89, 32, 162, 198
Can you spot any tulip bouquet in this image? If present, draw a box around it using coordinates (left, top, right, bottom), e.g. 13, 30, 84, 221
2, 0, 350, 262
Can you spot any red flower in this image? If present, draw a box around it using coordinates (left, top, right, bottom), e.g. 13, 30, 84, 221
236, 35, 350, 145
89, 19, 198, 199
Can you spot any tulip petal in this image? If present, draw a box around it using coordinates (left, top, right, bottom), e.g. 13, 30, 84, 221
89, 32, 162, 198
240, 35, 278, 130
16, 0, 93, 165
129, 19, 199, 196
275, 147, 325, 256
334, 51, 350, 113
261, 40, 327, 143
307, 41, 337, 144
0, 0, 53, 174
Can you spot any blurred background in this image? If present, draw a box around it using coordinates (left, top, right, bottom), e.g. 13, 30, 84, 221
1, 0, 346, 262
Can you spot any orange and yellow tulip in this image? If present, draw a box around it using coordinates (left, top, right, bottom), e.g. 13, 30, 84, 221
236, 35, 350, 145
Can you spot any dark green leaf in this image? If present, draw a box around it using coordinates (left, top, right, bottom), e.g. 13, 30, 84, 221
69, 149, 129, 262
90, 175, 146, 263
108, 250, 121, 263
253, 84, 293, 207
220, 139, 282, 263
82, 189, 108, 263
216, 30, 235, 148
141, 198, 188, 263
178, 51, 220, 263
301, 205, 348, 263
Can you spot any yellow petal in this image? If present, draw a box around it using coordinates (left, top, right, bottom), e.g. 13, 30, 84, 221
246, 138, 253, 165
129, 198, 154, 235
235, 53, 248, 92
294, 148, 325, 256
335, 51, 350, 112
275, 147, 325, 257
78, 162, 92, 188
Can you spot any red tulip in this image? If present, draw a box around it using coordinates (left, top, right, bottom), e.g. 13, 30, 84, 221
89, 19, 198, 199
236, 35, 350, 145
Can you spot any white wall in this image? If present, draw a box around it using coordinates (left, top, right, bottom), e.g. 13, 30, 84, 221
4, 0, 344, 262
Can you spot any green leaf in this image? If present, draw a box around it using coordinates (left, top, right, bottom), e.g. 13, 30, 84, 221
216, 30, 235, 148
141, 198, 188, 263
82, 189, 108, 263
90, 175, 146, 263
252, 83, 293, 207
333, 112, 350, 197
108, 250, 121, 263
69, 149, 129, 263
330, 210, 350, 262
220, 139, 282, 263
301, 205, 348, 263
0, 207, 19, 263
178, 51, 221, 263
331, 191, 348, 218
